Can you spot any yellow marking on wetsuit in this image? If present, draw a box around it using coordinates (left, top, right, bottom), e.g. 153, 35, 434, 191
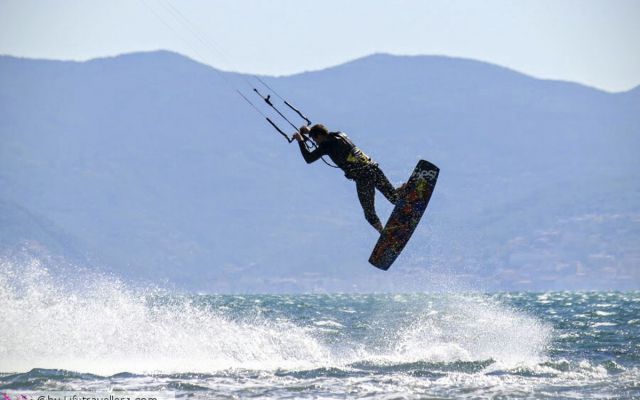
347, 148, 372, 164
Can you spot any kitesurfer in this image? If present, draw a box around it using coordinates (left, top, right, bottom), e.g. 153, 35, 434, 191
293, 124, 402, 233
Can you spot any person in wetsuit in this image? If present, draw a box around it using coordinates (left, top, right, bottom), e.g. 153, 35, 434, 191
293, 124, 401, 233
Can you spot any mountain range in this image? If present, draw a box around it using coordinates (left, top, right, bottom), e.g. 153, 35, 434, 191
1, 51, 638, 292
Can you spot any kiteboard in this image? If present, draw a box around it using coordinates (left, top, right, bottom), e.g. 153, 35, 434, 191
369, 159, 439, 270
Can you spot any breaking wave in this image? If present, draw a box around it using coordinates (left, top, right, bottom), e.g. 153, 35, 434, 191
0, 256, 550, 376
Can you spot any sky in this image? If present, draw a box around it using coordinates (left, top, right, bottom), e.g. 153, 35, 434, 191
1, 0, 639, 92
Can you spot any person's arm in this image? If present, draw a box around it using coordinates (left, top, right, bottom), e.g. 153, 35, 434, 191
293, 128, 326, 164
297, 141, 326, 164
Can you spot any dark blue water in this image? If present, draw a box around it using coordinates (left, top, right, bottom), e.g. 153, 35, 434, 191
1, 261, 639, 399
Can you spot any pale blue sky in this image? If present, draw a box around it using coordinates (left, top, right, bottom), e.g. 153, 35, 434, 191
1, 0, 639, 92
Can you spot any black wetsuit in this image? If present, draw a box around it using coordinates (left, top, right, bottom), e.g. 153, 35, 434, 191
298, 132, 398, 229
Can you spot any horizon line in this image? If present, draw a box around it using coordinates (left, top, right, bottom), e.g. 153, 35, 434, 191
1, 49, 638, 94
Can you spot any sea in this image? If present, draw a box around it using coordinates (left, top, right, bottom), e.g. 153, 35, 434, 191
1, 259, 639, 399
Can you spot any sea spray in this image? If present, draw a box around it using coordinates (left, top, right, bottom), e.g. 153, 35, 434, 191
393, 294, 551, 366
0, 257, 330, 375
2, 258, 637, 398
1, 257, 552, 377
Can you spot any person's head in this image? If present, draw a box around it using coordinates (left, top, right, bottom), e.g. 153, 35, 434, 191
309, 124, 330, 143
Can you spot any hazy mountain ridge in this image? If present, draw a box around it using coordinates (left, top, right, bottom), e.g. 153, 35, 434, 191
1, 51, 638, 291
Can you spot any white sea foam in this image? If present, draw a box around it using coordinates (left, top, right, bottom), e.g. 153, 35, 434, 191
0, 257, 330, 375
591, 322, 617, 327
391, 294, 552, 368
313, 320, 344, 328
0, 256, 552, 376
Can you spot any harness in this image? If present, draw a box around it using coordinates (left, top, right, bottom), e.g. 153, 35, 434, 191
331, 132, 374, 166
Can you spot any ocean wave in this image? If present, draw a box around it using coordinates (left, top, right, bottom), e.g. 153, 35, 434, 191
0, 258, 330, 375
1, 256, 552, 379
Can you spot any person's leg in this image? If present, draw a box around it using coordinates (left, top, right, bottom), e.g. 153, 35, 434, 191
356, 178, 383, 232
372, 165, 399, 204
